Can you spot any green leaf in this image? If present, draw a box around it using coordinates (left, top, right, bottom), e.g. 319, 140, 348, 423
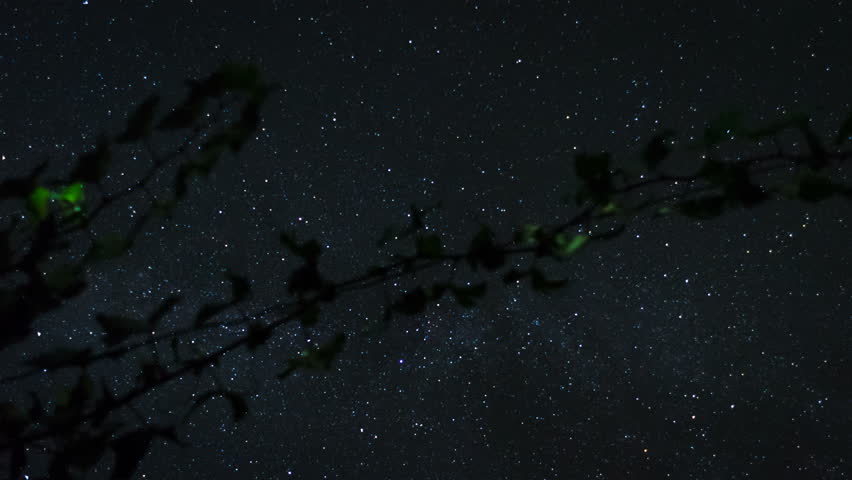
116, 95, 160, 143
513, 224, 542, 246
415, 234, 443, 258
451, 283, 487, 308
58, 182, 85, 206
27, 186, 51, 221
87, 233, 132, 261
642, 130, 675, 170
553, 233, 589, 257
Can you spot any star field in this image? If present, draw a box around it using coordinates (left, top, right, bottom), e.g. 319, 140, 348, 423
1, 1, 850, 478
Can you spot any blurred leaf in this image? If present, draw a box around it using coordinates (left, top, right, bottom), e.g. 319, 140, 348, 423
742, 116, 797, 141
72, 135, 112, 183
147, 296, 181, 328
278, 333, 346, 378
643, 129, 675, 170
835, 111, 852, 145
158, 94, 206, 130
467, 226, 505, 270
530, 268, 567, 293
574, 152, 613, 204
27, 186, 51, 221
502, 268, 528, 284
393, 287, 429, 315
513, 224, 542, 246
224, 391, 249, 421
219, 63, 263, 93
415, 234, 443, 258
280, 232, 322, 261
0, 402, 29, 436
600, 201, 620, 215
25, 347, 92, 371
44, 263, 86, 298
794, 171, 851, 202
299, 304, 320, 327
87, 233, 132, 261
116, 95, 160, 143
553, 233, 589, 257
676, 195, 726, 219
246, 322, 273, 350
288, 263, 324, 297
9, 444, 25, 479
451, 283, 487, 308
97, 314, 149, 346
225, 270, 251, 302
704, 110, 744, 146
794, 114, 828, 169
110, 430, 154, 480
195, 303, 228, 327
59, 182, 85, 208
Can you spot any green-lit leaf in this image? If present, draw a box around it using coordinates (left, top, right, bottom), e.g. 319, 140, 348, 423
451, 283, 487, 308
27, 186, 51, 221
643, 130, 675, 170
600, 201, 620, 215
87, 233, 132, 261
415, 234, 443, 258
514, 224, 542, 245
59, 183, 85, 206
554, 233, 589, 256
116, 95, 160, 143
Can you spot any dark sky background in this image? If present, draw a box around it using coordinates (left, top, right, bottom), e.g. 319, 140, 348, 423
2, 1, 850, 478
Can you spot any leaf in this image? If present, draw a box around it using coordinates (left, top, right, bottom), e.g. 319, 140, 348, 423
676, 195, 726, 219
642, 129, 675, 170
116, 95, 160, 143
157, 94, 206, 130
835, 111, 852, 145
110, 430, 154, 480
71, 135, 112, 183
574, 152, 613, 203
195, 303, 228, 327
794, 172, 850, 202
25, 347, 92, 371
278, 333, 346, 378
451, 283, 487, 308
794, 115, 828, 169
224, 391, 249, 421
393, 287, 429, 315
742, 116, 797, 141
704, 110, 744, 146
415, 234, 443, 258
280, 232, 322, 261
530, 268, 567, 293
225, 270, 251, 302
287, 263, 325, 296
87, 233, 132, 261
0, 402, 29, 436
146, 296, 181, 328
513, 224, 542, 246
553, 233, 589, 257
27, 186, 52, 221
299, 304, 320, 327
502, 268, 528, 284
44, 263, 86, 298
219, 63, 263, 93
467, 226, 505, 270
246, 322, 273, 350
97, 314, 149, 346
9, 444, 26, 479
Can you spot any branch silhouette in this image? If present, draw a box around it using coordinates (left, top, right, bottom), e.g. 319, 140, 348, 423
1, 64, 850, 479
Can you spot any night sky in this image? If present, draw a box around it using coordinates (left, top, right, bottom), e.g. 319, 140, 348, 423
2, 1, 850, 479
